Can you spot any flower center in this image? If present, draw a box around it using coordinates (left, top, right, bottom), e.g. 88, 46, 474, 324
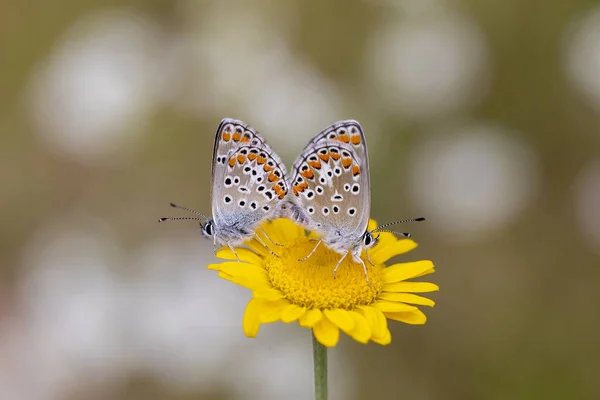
264, 237, 384, 310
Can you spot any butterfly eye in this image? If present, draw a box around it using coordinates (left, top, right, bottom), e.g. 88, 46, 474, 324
204, 221, 214, 236
363, 232, 373, 246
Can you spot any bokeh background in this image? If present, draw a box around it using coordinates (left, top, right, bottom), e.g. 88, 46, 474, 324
1, 0, 599, 399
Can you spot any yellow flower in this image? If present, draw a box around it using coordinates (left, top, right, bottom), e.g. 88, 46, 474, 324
208, 218, 438, 347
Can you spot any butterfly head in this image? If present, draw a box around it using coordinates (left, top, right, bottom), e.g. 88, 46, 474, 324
200, 218, 215, 239
361, 230, 378, 250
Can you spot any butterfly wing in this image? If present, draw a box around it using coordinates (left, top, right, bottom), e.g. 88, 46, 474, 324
288, 123, 370, 247
213, 144, 288, 239
297, 119, 369, 169
210, 118, 272, 221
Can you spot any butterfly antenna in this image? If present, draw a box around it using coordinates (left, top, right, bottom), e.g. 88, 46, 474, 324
158, 217, 203, 223
372, 217, 425, 232
167, 202, 209, 220
373, 230, 413, 238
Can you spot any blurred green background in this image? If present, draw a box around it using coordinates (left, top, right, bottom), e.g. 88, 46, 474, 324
1, 0, 599, 399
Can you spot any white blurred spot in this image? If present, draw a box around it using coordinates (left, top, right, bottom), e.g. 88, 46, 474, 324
16, 214, 125, 398
25, 9, 162, 165
573, 159, 600, 253
564, 6, 600, 112
127, 237, 249, 392
408, 123, 539, 242
367, 12, 489, 119
170, 2, 342, 153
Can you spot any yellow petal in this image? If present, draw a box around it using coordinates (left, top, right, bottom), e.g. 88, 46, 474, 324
216, 248, 263, 264
367, 219, 378, 231
215, 262, 269, 290
245, 238, 271, 257
385, 309, 427, 325
357, 306, 387, 339
378, 292, 435, 307
323, 309, 355, 333
220, 262, 268, 281
253, 288, 285, 301
313, 318, 340, 348
381, 260, 435, 283
370, 239, 418, 264
348, 311, 371, 344
299, 309, 323, 328
372, 301, 418, 313
372, 328, 392, 345
217, 270, 268, 291
414, 267, 436, 278
243, 298, 264, 337
281, 304, 306, 323
383, 282, 439, 293
259, 299, 291, 323
217, 271, 234, 281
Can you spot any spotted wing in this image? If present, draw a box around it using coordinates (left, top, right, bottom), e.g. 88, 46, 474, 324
211, 118, 271, 220
288, 139, 370, 244
213, 144, 288, 231
297, 119, 368, 168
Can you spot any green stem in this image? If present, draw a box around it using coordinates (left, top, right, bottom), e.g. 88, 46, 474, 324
312, 331, 328, 400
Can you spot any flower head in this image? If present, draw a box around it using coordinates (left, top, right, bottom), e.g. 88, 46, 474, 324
208, 218, 438, 347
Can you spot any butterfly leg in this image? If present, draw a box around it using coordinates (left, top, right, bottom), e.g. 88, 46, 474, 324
253, 233, 280, 258
332, 251, 348, 279
355, 257, 372, 288
366, 248, 375, 266
299, 240, 322, 262
227, 241, 240, 262
258, 227, 283, 247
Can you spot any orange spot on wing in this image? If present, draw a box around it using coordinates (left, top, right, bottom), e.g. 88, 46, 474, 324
300, 169, 314, 179
351, 135, 361, 145
352, 165, 361, 176
237, 154, 247, 164
342, 157, 352, 168
318, 152, 330, 162
257, 156, 267, 165
308, 160, 322, 169
228, 157, 236, 167
330, 152, 340, 160
263, 164, 274, 172
268, 172, 280, 182
248, 153, 257, 161
273, 184, 286, 199
293, 182, 308, 194
222, 132, 231, 142
338, 134, 350, 143
232, 132, 242, 142
240, 135, 250, 143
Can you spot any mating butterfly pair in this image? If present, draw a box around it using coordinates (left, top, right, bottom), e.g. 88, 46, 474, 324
160, 118, 424, 285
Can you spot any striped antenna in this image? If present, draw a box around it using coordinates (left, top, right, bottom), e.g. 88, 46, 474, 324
158, 202, 209, 223
372, 217, 425, 232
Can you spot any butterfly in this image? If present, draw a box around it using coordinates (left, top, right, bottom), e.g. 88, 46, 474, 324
159, 118, 288, 259
283, 120, 424, 286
